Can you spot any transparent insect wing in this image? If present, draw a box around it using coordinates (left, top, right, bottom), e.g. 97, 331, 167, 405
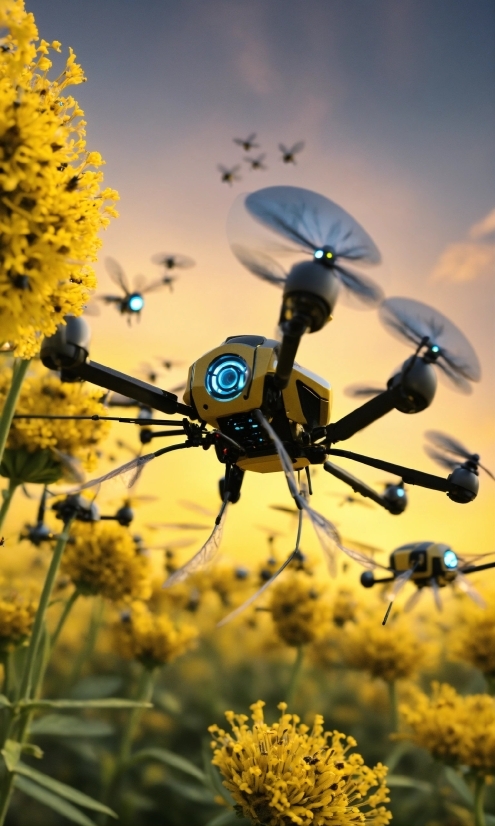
68, 453, 156, 494
163, 508, 228, 586
431, 578, 443, 611
178, 500, 216, 517
105, 257, 131, 295
50, 449, 85, 485
456, 571, 487, 607
384, 568, 415, 602
217, 547, 298, 627
231, 244, 287, 287
244, 186, 381, 264
404, 588, 424, 613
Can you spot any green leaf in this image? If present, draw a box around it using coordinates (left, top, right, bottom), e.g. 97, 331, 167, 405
21, 698, 151, 710
0, 694, 11, 708
16, 762, 117, 817
14, 776, 97, 826
154, 689, 181, 715
387, 774, 433, 793
1, 740, 21, 772
21, 743, 43, 760
131, 747, 206, 782
70, 675, 123, 700
485, 815, 495, 826
384, 741, 413, 773
30, 714, 114, 738
164, 775, 215, 803
443, 766, 474, 806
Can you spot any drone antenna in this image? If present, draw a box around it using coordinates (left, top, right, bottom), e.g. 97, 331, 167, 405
305, 466, 313, 496
382, 602, 393, 626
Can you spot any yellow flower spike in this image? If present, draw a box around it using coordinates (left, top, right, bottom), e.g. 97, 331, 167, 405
0, 584, 38, 653
269, 569, 332, 648
0, 1, 118, 356
210, 702, 391, 826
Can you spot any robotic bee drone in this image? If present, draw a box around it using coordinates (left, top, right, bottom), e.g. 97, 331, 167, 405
361, 541, 495, 622
35, 186, 487, 613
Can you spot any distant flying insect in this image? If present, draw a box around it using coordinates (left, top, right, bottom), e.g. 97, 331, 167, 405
98, 257, 168, 320
217, 164, 242, 186
233, 133, 259, 151
361, 541, 495, 621
279, 141, 305, 163
245, 154, 267, 171
327, 491, 374, 509
150, 252, 195, 291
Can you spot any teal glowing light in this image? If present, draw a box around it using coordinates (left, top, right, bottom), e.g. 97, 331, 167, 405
443, 549, 458, 569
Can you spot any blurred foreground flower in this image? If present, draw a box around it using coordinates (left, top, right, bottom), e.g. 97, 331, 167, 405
0, 0, 119, 357
209, 700, 391, 825
62, 522, 152, 603
114, 601, 198, 669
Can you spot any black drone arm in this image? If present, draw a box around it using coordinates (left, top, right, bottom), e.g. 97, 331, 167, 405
319, 389, 399, 444
326, 448, 464, 495
323, 460, 397, 513
72, 361, 195, 418
461, 561, 495, 574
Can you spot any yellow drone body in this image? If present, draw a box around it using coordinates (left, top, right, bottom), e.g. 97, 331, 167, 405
390, 541, 459, 588
183, 335, 331, 473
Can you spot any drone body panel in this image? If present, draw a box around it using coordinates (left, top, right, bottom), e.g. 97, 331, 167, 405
391, 541, 457, 587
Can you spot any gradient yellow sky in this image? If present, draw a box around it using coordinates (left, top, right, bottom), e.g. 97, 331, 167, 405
17, 1, 494, 580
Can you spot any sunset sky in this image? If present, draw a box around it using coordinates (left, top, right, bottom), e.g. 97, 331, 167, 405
21, 1, 495, 580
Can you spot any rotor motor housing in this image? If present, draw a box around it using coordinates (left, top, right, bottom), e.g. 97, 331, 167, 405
183, 335, 331, 473
447, 466, 479, 503
388, 356, 437, 413
281, 261, 340, 332
40, 316, 91, 372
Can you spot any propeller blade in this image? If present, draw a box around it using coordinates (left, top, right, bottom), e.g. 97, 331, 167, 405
333, 263, 383, 308
431, 578, 443, 612
231, 244, 286, 286
404, 588, 424, 613
384, 568, 415, 602
105, 257, 130, 295
455, 571, 486, 607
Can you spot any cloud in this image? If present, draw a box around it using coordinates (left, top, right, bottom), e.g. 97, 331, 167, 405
469, 207, 495, 242
431, 241, 495, 283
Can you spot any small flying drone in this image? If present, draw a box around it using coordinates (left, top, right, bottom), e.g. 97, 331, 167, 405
97, 257, 170, 321
218, 165, 242, 186
233, 133, 260, 152
279, 142, 305, 164
34, 185, 488, 617
361, 541, 495, 622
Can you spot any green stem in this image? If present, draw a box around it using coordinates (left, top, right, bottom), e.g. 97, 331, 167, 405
67, 596, 104, 688
0, 479, 18, 532
286, 646, 305, 707
388, 680, 398, 732
50, 589, 79, 652
474, 775, 486, 826
101, 667, 155, 824
0, 359, 30, 468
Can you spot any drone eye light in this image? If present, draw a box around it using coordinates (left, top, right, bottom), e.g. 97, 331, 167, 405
128, 294, 144, 313
205, 354, 250, 401
443, 549, 458, 569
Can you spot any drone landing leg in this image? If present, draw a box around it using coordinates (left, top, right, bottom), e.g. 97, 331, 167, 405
323, 460, 395, 513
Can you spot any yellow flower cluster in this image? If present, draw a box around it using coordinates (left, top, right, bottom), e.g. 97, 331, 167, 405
0, 0, 119, 357
331, 586, 358, 627
0, 587, 37, 652
0, 369, 110, 473
451, 598, 495, 678
209, 701, 391, 826
342, 610, 425, 683
114, 601, 198, 669
269, 570, 331, 648
61, 522, 152, 603
400, 682, 495, 776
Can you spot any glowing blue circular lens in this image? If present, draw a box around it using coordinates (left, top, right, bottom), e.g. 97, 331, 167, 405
396, 488, 405, 497
314, 249, 324, 259
443, 549, 458, 569
431, 344, 440, 353
205, 354, 250, 401
129, 294, 144, 312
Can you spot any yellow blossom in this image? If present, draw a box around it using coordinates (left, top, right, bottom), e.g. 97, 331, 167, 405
400, 682, 495, 776
0, 369, 110, 482
0, 586, 37, 652
269, 569, 331, 647
209, 700, 391, 826
61, 522, 152, 603
113, 601, 198, 669
341, 609, 427, 683
450, 597, 495, 678
0, 0, 119, 357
